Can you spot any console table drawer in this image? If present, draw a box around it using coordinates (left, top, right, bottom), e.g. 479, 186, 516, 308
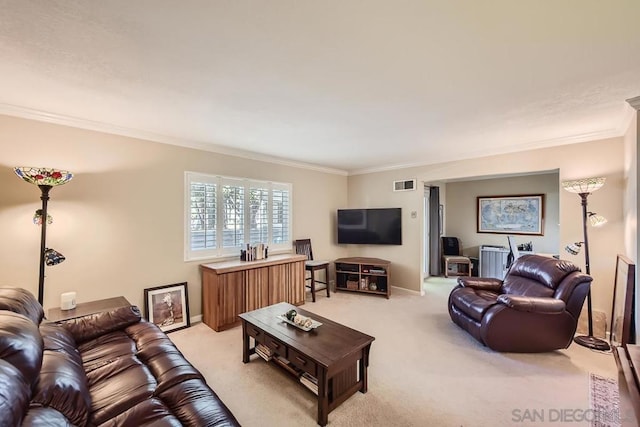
288, 348, 317, 377
265, 335, 287, 358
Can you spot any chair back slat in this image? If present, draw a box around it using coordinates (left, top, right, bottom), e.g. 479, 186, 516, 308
293, 239, 314, 260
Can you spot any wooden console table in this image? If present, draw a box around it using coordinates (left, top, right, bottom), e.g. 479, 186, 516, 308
240, 302, 375, 426
201, 254, 306, 331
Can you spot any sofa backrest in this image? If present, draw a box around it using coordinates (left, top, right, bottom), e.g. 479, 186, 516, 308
502, 254, 583, 298
0, 287, 44, 324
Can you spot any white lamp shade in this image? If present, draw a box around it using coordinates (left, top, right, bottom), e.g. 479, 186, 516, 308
561, 177, 605, 194
588, 213, 608, 227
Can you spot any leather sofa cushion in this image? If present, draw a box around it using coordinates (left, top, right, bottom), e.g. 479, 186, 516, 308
61, 305, 142, 344
22, 406, 75, 426
158, 379, 240, 427
0, 287, 44, 325
32, 323, 90, 426
89, 357, 156, 425
0, 359, 31, 427
79, 331, 137, 376
450, 287, 499, 322
0, 311, 43, 388
127, 322, 204, 394
97, 398, 183, 427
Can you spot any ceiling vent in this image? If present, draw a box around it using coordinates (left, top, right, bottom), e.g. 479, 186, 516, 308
393, 179, 416, 192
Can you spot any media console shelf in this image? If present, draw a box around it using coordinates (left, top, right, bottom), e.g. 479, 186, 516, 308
334, 257, 391, 299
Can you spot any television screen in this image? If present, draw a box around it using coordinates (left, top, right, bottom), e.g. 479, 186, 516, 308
337, 208, 402, 245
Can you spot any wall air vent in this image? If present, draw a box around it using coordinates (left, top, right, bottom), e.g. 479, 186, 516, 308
393, 179, 416, 192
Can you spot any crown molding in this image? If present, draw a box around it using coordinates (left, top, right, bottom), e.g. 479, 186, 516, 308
627, 95, 640, 111
0, 104, 348, 176
348, 125, 629, 176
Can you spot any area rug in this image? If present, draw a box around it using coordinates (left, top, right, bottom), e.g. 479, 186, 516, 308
590, 373, 621, 427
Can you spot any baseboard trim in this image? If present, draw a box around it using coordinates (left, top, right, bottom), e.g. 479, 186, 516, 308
191, 314, 202, 324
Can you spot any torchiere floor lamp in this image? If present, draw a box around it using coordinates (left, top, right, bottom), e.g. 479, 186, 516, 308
14, 167, 73, 305
561, 176, 610, 351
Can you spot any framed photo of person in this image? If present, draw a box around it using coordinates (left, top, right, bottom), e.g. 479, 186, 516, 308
144, 282, 190, 333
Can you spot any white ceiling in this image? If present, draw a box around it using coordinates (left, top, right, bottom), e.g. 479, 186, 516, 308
1, 1, 639, 174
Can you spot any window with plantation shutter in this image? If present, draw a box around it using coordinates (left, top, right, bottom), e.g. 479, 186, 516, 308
272, 187, 290, 244
185, 172, 292, 261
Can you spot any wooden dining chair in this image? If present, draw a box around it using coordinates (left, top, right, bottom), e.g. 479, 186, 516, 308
293, 239, 330, 302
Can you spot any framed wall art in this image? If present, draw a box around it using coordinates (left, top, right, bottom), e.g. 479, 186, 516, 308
144, 282, 190, 333
477, 194, 544, 235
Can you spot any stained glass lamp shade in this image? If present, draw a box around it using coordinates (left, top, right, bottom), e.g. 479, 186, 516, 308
561, 177, 605, 194
14, 166, 73, 305
14, 167, 73, 187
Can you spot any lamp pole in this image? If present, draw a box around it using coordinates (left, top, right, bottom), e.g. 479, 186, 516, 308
573, 192, 609, 351
37, 185, 52, 305
579, 193, 593, 334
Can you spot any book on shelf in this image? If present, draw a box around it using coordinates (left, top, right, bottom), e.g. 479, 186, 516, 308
255, 343, 273, 361
300, 372, 318, 395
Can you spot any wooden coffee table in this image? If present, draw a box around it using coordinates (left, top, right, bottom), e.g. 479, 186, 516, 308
239, 302, 375, 426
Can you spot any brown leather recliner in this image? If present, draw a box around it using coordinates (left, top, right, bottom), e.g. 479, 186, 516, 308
448, 254, 592, 352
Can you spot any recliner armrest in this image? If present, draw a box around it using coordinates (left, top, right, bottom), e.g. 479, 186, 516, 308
457, 277, 502, 291
496, 294, 566, 313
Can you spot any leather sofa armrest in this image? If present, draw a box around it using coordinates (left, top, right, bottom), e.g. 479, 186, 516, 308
496, 294, 566, 314
457, 277, 503, 291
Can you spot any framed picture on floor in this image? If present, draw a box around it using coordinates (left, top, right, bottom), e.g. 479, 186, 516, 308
477, 194, 544, 235
610, 254, 636, 347
144, 282, 190, 333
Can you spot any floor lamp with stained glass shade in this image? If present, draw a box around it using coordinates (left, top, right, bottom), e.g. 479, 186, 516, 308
14, 167, 73, 305
561, 176, 610, 351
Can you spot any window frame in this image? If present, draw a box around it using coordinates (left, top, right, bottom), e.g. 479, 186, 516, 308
184, 171, 292, 261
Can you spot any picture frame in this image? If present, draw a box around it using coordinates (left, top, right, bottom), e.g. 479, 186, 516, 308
144, 282, 190, 333
477, 194, 544, 235
610, 254, 636, 347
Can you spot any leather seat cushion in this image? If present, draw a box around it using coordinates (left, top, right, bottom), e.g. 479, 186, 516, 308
450, 287, 499, 322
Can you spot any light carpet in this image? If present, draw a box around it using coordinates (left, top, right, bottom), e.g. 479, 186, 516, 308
170, 278, 621, 426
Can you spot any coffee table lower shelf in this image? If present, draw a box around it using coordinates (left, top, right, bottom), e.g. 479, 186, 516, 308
239, 302, 374, 426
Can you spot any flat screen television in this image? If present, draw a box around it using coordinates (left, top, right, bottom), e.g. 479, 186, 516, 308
337, 208, 402, 245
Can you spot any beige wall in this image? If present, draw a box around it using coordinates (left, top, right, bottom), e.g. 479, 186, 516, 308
0, 115, 348, 315
1, 113, 634, 327
348, 137, 626, 321
444, 172, 559, 258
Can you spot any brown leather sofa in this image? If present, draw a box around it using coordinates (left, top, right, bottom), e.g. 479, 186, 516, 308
0, 287, 239, 426
448, 254, 592, 352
